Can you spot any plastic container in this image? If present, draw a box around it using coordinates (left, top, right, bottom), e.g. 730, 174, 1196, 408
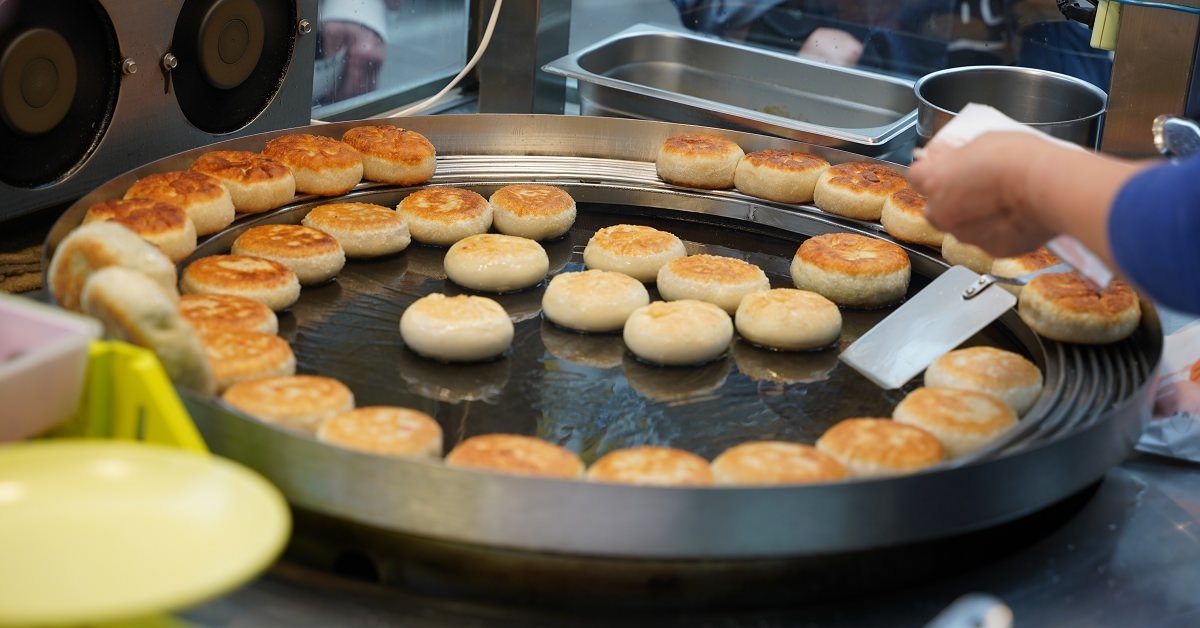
0, 294, 100, 441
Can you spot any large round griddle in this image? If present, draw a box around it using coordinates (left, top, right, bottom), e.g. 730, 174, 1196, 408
46, 115, 1160, 562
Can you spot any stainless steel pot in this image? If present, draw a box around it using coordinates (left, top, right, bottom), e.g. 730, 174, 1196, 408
914, 65, 1107, 147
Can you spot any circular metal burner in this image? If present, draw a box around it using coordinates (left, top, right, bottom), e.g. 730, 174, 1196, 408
173, 0, 295, 133
0, 2, 117, 187
0, 28, 77, 135
198, 0, 264, 90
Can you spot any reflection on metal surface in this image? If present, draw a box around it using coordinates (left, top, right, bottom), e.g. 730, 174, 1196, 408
621, 354, 732, 404
731, 338, 839, 385
397, 349, 511, 405
539, 321, 625, 369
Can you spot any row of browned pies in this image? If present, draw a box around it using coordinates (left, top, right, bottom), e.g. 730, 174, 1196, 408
45, 128, 1132, 486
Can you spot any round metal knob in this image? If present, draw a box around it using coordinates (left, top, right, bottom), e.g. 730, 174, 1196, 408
297, 19, 312, 35
161, 53, 178, 72
121, 58, 138, 75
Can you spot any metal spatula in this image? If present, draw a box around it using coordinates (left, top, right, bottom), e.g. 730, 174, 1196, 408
839, 263, 1069, 389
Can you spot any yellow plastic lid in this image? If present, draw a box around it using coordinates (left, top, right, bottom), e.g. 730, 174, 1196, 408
0, 440, 290, 626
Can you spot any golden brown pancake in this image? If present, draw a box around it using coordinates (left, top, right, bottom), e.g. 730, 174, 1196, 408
816, 417, 945, 477
222, 374, 355, 432
179, 293, 278, 335
1191, 359, 1200, 385
399, 293, 514, 362
541, 269, 650, 332
341, 125, 436, 185
490, 184, 577, 241
924, 346, 1043, 416
443, 233, 549, 292
711, 441, 847, 485
180, 254, 301, 312
1018, 273, 1141, 344
301, 202, 411, 258
790, 233, 911, 307
656, 133, 744, 189
733, 149, 830, 203
189, 150, 295, 214
317, 406, 444, 458
583, 224, 687, 282
656, 254, 770, 314
735, 288, 842, 351
82, 198, 197, 263
123, 170, 236, 236
48, 222, 178, 312
231, 224, 346, 285
941, 233, 994, 274
623, 299, 733, 366
80, 266, 214, 395
893, 387, 1017, 458
262, 133, 364, 196
396, 187, 493, 246
199, 329, 296, 393
586, 446, 713, 486
813, 161, 908, 220
991, 247, 1061, 295
880, 187, 944, 248
993, 247, 1059, 274
445, 434, 584, 478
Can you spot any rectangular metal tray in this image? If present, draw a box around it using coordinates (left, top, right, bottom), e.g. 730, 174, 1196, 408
544, 24, 917, 157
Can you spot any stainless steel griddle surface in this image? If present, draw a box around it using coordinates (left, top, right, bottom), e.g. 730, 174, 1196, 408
49, 115, 1159, 560
275, 202, 1021, 461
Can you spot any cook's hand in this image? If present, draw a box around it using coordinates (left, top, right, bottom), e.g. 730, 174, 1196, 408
798, 28, 863, 66
909, 132, 1065, 258
321, 20, 386, 101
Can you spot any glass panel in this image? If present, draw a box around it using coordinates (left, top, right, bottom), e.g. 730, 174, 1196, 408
569, 1, 1112, 92
313, 0, 469, 119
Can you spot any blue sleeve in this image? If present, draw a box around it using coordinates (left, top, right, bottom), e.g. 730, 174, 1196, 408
1109, 156, 1200, 314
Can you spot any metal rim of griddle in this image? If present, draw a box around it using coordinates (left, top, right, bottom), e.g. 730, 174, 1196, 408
45, 114, 1161, 560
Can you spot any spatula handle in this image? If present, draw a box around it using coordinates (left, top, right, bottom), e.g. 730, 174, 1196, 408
962, 263, 1072, 299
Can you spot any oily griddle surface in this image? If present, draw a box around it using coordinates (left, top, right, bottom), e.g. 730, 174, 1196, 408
274, 203, 1024, 464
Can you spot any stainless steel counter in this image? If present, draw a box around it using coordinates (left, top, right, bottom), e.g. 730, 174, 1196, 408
183, 453, 1200, 627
